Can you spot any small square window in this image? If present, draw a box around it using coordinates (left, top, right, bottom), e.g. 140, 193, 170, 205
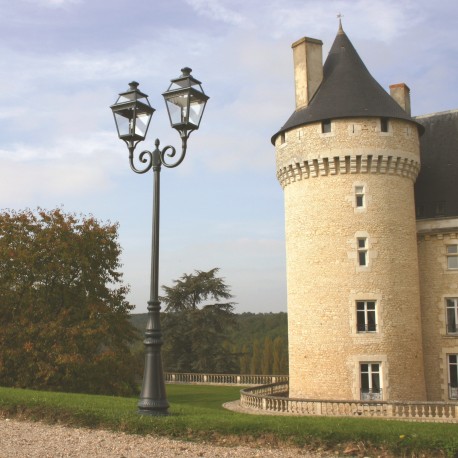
357, 238, 368, 266
280, 132, 286, 144
380, 118, 389, 132
447, 245, 458, 269
355, 186, 364, 208
321, 119, 331, 134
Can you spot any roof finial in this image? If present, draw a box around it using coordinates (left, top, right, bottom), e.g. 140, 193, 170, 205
337, 13, 344, 34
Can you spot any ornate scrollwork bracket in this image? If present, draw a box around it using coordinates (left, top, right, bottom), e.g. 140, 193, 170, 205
128, 137, 188, 175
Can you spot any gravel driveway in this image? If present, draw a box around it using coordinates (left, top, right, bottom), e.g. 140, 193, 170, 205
0, 418, 332, 457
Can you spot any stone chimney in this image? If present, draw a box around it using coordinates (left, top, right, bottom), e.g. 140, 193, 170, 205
292, 37, 323, 110
390, 83, 411, 116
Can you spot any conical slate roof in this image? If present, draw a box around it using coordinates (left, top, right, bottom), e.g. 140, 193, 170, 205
272, 25, 420, 144
414, 110, 458, 219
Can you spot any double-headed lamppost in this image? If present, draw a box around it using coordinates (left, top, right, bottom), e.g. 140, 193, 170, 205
110, 68, 209, 415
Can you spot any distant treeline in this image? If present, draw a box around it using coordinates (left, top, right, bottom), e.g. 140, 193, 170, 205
130, 312, 288, 375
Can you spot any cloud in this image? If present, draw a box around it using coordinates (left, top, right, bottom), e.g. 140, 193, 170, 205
185, 0, 252, 28
0, 0, 457, 316
0, 132, 123, 207
21, 0, 81, 8
264, 0, 421, 43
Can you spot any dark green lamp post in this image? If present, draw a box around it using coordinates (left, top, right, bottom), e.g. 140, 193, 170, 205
110, 68, 209, 416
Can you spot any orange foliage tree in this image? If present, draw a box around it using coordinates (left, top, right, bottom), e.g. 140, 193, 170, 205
0, 208, 138, 395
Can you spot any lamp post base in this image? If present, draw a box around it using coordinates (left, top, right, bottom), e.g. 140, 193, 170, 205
137, 399, 170, 416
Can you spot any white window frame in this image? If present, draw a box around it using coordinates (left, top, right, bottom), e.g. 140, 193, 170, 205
356, 301, 377, 333
360, 362, 382, 400
357, 237, 368, 266
447, 245, 458, 270
446, 298, 458, 335
448, 354, 458, 400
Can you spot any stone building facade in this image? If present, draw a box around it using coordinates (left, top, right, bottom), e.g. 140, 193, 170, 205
272, 23, 458, 403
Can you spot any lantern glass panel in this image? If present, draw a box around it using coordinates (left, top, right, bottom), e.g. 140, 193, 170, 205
117, 93, 136, 103
189, 97, 205, 126
165, 94, 205, 128
114, 111, 133, 138
135, 112, 151, 138
166, 98, 187, 126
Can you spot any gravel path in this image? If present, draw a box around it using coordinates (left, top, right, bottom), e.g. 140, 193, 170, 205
0, 418, 333, 458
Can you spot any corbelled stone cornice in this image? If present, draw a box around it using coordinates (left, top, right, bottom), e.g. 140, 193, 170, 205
277, 153, 420, 188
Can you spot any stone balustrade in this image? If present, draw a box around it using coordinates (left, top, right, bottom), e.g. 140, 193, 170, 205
164, 372, 288, 386
240, 383, 458, 423
164, 374, 457, 422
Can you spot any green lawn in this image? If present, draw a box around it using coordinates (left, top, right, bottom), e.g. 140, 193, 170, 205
0, 385, 457, 457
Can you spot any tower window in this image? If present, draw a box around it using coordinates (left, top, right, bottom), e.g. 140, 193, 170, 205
446, 298, 458, 334
355, 186, 365, 208
356, 301, 377, 332
380, 117, 389, 132
321, 119, 331, 133
447, 245, 458, 270
448, 355, 458, 400
360, 363, 382, 400
280, 132, 286, 144
357, 238, 368, 266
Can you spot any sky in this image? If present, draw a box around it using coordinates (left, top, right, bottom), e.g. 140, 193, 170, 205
0, 0, 457, 314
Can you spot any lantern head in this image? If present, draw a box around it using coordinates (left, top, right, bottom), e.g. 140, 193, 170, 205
110, 81, 155, 149
162, 67, 209, 139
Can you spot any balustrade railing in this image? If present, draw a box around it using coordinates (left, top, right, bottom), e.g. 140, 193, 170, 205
164, 372, 288, 386
164, 373, 458, 422
240, 383, 458, 423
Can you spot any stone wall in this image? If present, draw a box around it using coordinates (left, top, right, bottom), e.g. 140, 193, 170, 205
417, 219, 458, 401
277, 117, 426, 402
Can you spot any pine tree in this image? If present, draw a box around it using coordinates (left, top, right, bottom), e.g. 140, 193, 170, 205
161, 268, 237, 373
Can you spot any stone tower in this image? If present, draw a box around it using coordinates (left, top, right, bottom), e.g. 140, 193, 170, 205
272, 24, 427, 402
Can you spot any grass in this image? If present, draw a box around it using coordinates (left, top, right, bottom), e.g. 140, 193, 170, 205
0, 384, 457, 457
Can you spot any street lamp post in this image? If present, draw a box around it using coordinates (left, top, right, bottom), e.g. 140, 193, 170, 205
110, 68, 209, 416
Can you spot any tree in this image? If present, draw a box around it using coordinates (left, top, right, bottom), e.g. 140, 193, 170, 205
239, 343, 251, 374
0, 208, 138, 395
160, 268, 237, 373
272, 336, 288, 375
250, 339, 262, 374
261, 336, 273, 375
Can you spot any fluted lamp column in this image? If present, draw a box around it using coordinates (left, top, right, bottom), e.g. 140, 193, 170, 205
110, 68, 209, 415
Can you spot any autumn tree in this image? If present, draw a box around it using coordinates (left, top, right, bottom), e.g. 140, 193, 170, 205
160, 268, 237, 373
0, 208, 138, 395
